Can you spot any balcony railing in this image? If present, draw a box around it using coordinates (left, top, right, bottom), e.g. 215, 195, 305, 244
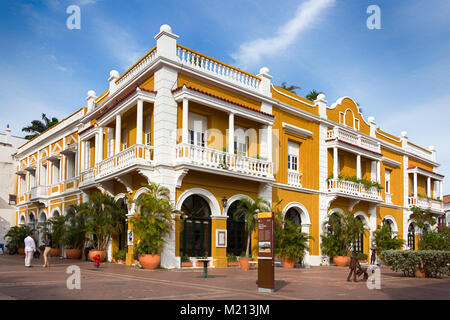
177, 45, 261, 91
176, 143, 273, 178
327, 179, 382, 201
385, 193, 392, 204
327, 127, 380, 153
408, 196, 444, 212
80, 168, 95, 185
287, 171, 302, 188
30, 186, 47, 201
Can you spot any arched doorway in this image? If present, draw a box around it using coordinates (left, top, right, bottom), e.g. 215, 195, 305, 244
382, 218, 393, 233
116, 197, 128, 252
285, 207, 302, 225
408, 223, 415, 250
19, 215, 26, 226
180, 195, 211, 257
226, 200, 247, 256
28, 212, 36, 229
38, 212, 47, 244
353, 216, 364, 253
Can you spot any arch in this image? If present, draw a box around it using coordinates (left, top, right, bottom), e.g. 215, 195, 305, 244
381, 215, 399, 233
50, 207, 61, 218
176, 188, 221, 216
283, 202, 311, 226
132, 187, 151, 202
354, 211, 369, 226
28, 211, 36, 222
328, 207, 344, 217
344, 108, 355, 127
19, 213, 26, 225
115, 193, 128, 202
223, 194, 253, 216
38, 211, 47, 223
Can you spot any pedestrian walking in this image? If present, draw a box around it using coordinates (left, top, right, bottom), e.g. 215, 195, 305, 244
24, 232, 36, 267
42, 234, 52, 267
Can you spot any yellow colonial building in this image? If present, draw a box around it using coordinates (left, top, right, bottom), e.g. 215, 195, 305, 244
14, 25, 445, 268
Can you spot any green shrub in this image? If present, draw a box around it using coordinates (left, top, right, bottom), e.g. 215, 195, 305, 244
372, 224, 404, 258
226, 254, 237, 262
419, 227, 450, 251
382, 250, 450, 277
113, 249, 127, 261
357, 252, 368, 260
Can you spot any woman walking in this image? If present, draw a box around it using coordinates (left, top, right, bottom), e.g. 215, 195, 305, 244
42, 234, 52, 267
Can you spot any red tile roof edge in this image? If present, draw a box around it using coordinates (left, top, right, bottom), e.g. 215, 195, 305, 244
407, 165, 444, 177
172, 85, 275, 118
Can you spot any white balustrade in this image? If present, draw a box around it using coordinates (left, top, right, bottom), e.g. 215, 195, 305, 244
327, 127, 380, 153
406, 143, 433, 162
80, 168, 95, 185
177, 45, 261, 91
408, 196, 444, 212
96, 144, 154, 178
327, 179, 382, 201
287, 171, 302, 188
385, 193, 392, 204
115, 47, 158, 88
30, 185, 47, 200
176, 143, 273, 178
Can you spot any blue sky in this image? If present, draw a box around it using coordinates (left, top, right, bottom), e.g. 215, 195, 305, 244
0, 0, 449, 193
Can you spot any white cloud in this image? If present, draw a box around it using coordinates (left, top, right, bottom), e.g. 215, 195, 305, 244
231, 0, 335, 69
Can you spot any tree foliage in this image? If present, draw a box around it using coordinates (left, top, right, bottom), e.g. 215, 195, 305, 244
280, 82, 301, 94
305, 90, 322, 101
22, 113, 59, 140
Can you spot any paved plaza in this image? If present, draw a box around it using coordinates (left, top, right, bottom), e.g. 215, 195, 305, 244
0, 254, 448, 300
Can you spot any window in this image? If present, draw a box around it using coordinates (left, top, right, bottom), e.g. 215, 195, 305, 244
188, 113, 207, 147
67, 153, 76, 179
144, 115, 151, 146
287, 141, 299, 172
41, 163, 47, 185
385, 169, 391, 194
84, 141, 90, 169
107, 128, 114, 157
233, 126, 248, 156
30, 171, 36, 188
20, 175, 26, 195
53, 160, 60, 184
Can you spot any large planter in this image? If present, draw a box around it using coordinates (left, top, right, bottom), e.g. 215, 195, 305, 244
239, 257, 252, 271
181, 261, 193, 267
333, 256, 350, 267
18, 248, 25, 255
282, 257, 296, 268
89, 250, 106, 262
50, 248, 61, 257
65, 249, 82, 259
228, 261, 239, 267
139, 254, 161, 269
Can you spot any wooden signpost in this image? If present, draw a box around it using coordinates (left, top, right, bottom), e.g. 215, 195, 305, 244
257, 211, 274, 293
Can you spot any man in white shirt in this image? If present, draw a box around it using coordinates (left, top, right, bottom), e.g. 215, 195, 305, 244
24, 233, 36, 267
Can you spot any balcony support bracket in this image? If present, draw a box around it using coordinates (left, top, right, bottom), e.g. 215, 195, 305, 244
349, 199, 361, 212
116, 175, 133, 194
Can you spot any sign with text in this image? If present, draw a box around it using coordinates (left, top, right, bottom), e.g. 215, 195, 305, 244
257, 211, 274, 293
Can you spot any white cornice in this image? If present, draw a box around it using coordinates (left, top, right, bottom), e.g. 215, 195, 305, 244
382, 157, 401, 168
271, 85, 315, 107
282, 122, 313, 138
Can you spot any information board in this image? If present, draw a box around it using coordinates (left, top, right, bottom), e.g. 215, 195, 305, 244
257, 211, 274, 293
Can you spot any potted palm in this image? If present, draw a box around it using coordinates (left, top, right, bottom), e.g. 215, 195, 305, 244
227, 254, 239, 267
372, 223, 404, 263
48, 215, 66, 257
85, 192, 125, 262
113, 249, 127, 263
275, 220, 313, 268
130, 182, 181, 270
181, 255, 193, 267
233, 197, 270, 271
64, 203, 87, 259
321, 211, 367, 267
4, 225, 33, 255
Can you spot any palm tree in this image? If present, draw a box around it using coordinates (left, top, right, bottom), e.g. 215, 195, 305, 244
22, 113, 59, 139
233, 197, 270, 258
84, 192, 125, 251
130, 183, 182, 255
409, 206, 436, 230
306, 90, 322, 101
280, 82, 301, 94
65, 203, 88, 250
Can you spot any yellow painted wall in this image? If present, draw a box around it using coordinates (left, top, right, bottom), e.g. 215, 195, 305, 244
326, 98, 370, 136
271, 86, 319, 115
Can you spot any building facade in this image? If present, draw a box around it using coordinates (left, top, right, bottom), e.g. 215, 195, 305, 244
14, 25, 445, 268
1, 125, 28, 245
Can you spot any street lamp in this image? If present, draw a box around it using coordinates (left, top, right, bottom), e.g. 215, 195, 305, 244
221, 196, 228, 209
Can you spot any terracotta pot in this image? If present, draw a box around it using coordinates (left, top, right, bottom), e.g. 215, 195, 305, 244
50, 248, 61, 257
415, 268, 426, 278
18, 248, 25, 255
333, 256, 350, 267
181, 261, 193, 267
239, 257, 252, 271
139, 254, 161, 269
358, 260, 368, 264
282, 257, 296, 268
89, 250, 106, 262
227, 261, 239, 267
65, 249, 82, 259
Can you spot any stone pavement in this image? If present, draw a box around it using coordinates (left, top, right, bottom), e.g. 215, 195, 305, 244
0, 254, 449, 300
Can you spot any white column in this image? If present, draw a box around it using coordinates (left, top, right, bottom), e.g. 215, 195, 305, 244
136, 99, 143, 145
80, 140, 85, 172
115, 114, 121, 155
371, 161, 376, 181
376, 161, 381, 183
427, 177, 431, 198
267, 125, 272, 162
182, 98, 189, 144
440, 181, 443, 200
356, 154, 361, 179
333, 147, 338, 179
228, 113, 234, 154
94, 133, 99, 165
97, 127, 104, 163
413, 172, 418, 198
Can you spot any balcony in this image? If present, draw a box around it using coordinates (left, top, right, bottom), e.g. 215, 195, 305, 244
327, 178, 383, 202
79, 144, 154, 187
327, 127, 381, 154
176, 143, 273, 180
287, 171, 302, 188
385, 193, 392, 204
408, 196, 444, 213
30, 186, 47, 201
